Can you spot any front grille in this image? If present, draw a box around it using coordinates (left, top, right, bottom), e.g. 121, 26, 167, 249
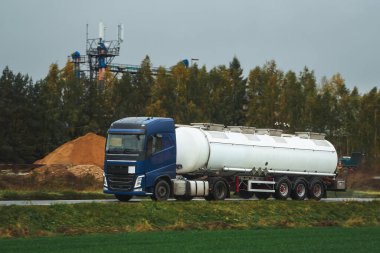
107, 174, 135, 191
107, 165, 130, 175
106, 165, 136, 191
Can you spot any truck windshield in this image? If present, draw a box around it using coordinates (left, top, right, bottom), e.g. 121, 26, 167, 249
106, 134, 145, 154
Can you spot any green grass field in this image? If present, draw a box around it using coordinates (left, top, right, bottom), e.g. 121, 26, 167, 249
1, 227, 380, 253
1, 201, 379, 237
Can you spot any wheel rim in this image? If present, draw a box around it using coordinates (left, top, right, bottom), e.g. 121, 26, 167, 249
279, 183, 289, 196
313, 184, 322, 197
158, 185, 167, 198
296, 184, 306, 197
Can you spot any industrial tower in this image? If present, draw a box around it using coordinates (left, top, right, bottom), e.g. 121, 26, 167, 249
70, 22, 163, 82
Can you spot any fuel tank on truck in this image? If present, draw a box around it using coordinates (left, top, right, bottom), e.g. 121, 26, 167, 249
175, 127, 210, 174
175, 126, 338, 175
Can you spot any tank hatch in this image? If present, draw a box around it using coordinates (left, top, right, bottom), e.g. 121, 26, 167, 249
190, 123, 225, 131
295, 132, 326, 140
226, 126, 256, 134
255, 129, 283, 137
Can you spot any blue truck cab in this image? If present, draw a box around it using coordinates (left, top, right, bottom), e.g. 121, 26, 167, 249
103, 117, 177, 201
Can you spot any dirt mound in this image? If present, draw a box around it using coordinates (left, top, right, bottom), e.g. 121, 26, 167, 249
35, 133, 106, 168
68, 165, 103, 181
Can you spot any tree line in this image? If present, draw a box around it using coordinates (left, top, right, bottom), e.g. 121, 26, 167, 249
1, 56, 379, 165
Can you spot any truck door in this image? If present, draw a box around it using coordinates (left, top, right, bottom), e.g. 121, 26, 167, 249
145, 133, 176, 189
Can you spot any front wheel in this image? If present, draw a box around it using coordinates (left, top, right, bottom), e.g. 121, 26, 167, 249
151, 180, 171, 201
115, 194, 133, 202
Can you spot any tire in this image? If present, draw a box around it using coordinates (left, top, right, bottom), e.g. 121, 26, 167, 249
274, 177, 291, 200
238, 190, 254, 199
151, 179, 171, 201
211, 179, 228, 201
174, 195, 193, 201
115, 194, 133, 202
255, 192, 271, 200
291, 178, 307, 200
308, 179, 325, 201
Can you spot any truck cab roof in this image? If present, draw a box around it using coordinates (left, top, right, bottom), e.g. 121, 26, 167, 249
109, 117, 175, 134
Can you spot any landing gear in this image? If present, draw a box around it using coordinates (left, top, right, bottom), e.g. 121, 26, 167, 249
238, 190, 254, 199
255, 192, 271, 200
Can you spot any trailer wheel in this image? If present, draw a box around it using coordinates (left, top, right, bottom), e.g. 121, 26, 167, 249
274, 177, 291, 200
255, 192, 271, 200
151, 179, 171, 201
291, 178, 307, 200
238, 190, 254, 199
211, 180, 228, 200
115, 194, 133, 202
308, 179, 325, 201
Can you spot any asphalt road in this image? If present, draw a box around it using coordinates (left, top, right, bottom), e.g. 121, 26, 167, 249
0, 197, 378, 206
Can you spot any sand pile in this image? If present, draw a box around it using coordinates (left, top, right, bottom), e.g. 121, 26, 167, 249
32, 164, 104, 182
68, 165, 103, 181
35, 133, 106, 168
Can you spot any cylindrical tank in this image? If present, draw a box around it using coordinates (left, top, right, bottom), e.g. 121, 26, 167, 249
176, 127, 337, 175
175, 127, 209, 173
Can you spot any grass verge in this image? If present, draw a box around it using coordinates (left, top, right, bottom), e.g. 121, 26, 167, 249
1, 227, 380, 253
0, 200, 379, 238
327, 189, 380, 198
0, 190, 114, 201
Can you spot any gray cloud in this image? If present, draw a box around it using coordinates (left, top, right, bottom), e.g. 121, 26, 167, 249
1, 0, 379, 92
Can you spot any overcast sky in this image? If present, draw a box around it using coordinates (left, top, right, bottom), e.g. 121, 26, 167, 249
1, 0, 379, 92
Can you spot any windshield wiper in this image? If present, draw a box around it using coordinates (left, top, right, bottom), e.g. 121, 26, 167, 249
107, 148, 123, 154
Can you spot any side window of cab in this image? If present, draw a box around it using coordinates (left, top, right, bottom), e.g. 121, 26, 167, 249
146, 134, 163, 156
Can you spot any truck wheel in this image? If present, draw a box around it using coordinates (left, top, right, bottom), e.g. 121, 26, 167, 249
211, 180, 228, 200
115, 194, 133, 202
238, 190, 254, 199
291, 178, 307, 200
308, 179, 325, 201
274, 177, 291, 200
151, 180, 170, 201
255, 192, 271, 200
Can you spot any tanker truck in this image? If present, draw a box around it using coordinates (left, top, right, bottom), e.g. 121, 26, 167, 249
103, 117, 346, 201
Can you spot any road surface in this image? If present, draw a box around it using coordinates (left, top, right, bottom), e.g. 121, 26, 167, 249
0, 197, 378, 206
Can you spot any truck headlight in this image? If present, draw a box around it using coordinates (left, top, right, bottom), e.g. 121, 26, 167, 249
134, 175, 144, 188
103, 174, 108, 187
